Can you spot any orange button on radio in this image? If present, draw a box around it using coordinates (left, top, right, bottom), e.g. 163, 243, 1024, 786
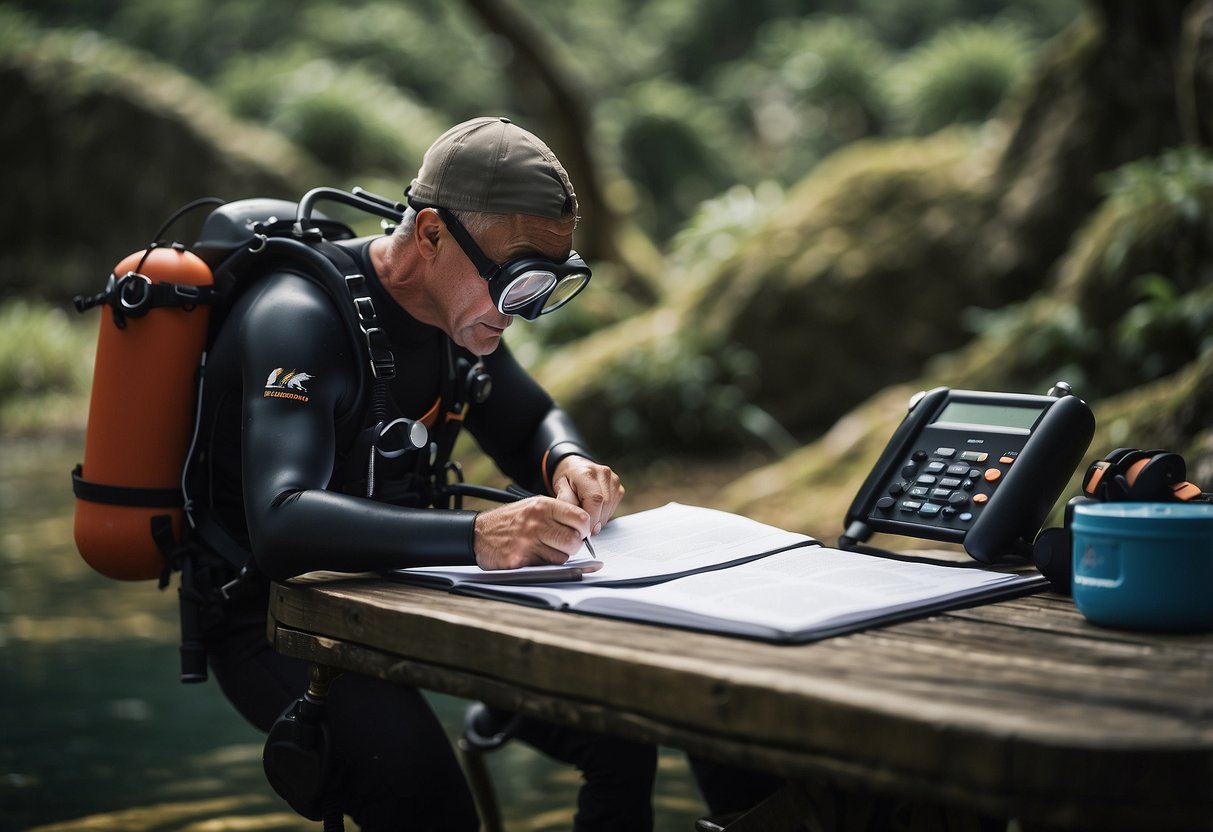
983, 468, 1001, 483
999, 455, 1015, 465
972, 493, 989, 505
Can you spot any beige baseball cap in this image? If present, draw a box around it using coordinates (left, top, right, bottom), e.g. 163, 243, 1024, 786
407, 117, 578, 220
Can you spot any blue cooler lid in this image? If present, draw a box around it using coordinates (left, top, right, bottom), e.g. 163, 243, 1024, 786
1073, 501, 1213, 531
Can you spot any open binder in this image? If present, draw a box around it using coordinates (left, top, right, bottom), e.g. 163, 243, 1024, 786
390, 502, 1046, 643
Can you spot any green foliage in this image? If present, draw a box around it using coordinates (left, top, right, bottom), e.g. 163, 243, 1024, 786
562, 176, 814, 466
962, 269, 1213, 402
959, 300, 1100, 395
606, 79, 750, 242
841, 0, 1079, 50
0, 6, 33, 52
595, 333, 778, 467
888, 22, 1035, 135
1099, 146, 1213, 275
1117, 276, 1213, 381
956, 147, 1213, 399
675, 1, 815, 80
711, 17, 892, 182
667, 182, 785, 283
215, 52, 445, 178
111, 0, 306, 78
1, 0, 122, 31
1095, 149, 1213, 383
0, 301, 95, 432
297, 3, 507, 117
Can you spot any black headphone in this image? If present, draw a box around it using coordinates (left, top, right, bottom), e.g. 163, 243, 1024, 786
1032, 447, 1208, 594
1082, 447, 1203, 503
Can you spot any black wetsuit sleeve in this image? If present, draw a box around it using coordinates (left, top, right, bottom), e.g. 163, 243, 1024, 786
238, 275, 477, 581
468, 344, 596, 496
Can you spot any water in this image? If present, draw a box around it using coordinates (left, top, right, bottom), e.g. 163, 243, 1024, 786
1, 435, 704, 831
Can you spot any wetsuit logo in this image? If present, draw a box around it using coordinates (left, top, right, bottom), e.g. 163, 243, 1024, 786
264, 368, 313, 403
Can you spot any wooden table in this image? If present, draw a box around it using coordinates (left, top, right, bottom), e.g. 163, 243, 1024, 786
269, 576, 1213, 831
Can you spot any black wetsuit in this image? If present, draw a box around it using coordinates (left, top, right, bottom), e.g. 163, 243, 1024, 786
196, 238, 656, 831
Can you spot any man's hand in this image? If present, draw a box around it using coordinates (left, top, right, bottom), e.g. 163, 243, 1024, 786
473, 496, 592, 570
552, 456, 625, 535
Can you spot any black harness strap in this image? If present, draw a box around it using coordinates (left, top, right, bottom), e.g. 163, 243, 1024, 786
312, 239, 397, 383
72, 464, 182, 508
73, 269, 220, 330
308, 239, 401, 499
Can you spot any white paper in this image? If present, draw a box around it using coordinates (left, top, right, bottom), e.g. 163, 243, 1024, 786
564, 547, 1036, 638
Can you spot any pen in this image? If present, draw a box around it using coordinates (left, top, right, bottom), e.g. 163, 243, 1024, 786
583, 536, 596, 557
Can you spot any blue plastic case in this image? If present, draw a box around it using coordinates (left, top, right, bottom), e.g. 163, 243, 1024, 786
1072, 502, 1213, 632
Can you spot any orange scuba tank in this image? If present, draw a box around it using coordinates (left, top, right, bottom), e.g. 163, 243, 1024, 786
73, 245, 214, 580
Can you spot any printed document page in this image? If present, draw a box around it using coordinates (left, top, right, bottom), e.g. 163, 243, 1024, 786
483, 546, 1045, 641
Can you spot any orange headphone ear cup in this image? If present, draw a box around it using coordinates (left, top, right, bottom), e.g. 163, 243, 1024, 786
1083, 460, 1111, 497
1086, 449, 1149, 500
1084, 448, 1128, 496
1123, 452, 1187, 500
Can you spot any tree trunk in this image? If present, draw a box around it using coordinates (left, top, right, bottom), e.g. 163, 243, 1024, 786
1179, 0, 1213, 145
976, 0, 1198, 298
460, 0, 663, 305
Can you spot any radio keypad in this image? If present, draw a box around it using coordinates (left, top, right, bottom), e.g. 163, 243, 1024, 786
876, 441, 1021, 526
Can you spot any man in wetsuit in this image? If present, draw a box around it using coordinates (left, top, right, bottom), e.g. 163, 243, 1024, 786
196, 117, 656, 830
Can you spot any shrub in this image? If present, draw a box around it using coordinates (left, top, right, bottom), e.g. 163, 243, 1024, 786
887, 22, 1033, 134
1099, 146, 1213, 275
298, 2, 506, 117
606, 79, 748, 242
0, 301, 95, 432
215, 54, 445, 178
595, 333, 786, 468
667, 182, 786, 284
711, 16, 892, 182
112, 0, 305, 78
952, 147, 1213, 398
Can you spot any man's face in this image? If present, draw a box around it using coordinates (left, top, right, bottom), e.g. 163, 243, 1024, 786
436, 212, 576, 356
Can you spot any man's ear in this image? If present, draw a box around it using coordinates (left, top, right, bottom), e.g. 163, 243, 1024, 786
414, 208, 442, 261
